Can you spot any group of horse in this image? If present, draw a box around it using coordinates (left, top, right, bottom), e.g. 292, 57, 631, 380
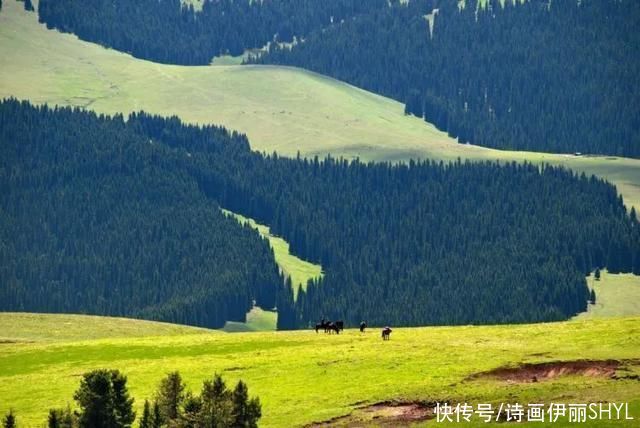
314, 319, 344, 334
314, 319, 393, 340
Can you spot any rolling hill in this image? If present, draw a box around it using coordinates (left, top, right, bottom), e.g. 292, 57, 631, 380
1, 0, 639, 211
0, 313, 639, 427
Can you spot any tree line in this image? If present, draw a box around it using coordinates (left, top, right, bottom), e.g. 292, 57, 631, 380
2, 100, 639, 329
2, 370, 260, 428
37, 0, 387, 65
253, 0, 640, 158
0, 99, 282, 329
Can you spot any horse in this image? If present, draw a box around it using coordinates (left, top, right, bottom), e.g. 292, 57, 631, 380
315, 320, 330, 333
359, 321, 367, 333
327, 322, 340, 334
381, 326, 392, 340
335, 320, 344, 332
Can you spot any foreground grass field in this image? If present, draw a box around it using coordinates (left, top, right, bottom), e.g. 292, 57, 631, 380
0, 313, 639, 427
1, 1, 639, 211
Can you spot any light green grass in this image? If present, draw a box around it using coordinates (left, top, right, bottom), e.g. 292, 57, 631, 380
0, 313, 639, 427
574, 270, 640, 320
223, 209, 323, 298
222, 306, 278, 332
1, 1, 639, 211
0, 312, 213, 343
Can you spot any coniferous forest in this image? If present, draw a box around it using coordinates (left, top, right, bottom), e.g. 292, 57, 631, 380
37, 0, 387, 65
0, 100, 281, 328
3, 100, 639, 329
33, 0, 640, 157
254, 0, 640, 158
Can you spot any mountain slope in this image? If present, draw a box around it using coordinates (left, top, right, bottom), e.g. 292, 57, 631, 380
1, 0, 639, 210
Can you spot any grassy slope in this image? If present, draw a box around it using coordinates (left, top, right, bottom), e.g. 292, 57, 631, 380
223, 210, 323, 297
1, 1, 639, 212
219, 209, 322, 332
575, 270, 640, 320
0, 312, 213, 343
0, 314, 639, 427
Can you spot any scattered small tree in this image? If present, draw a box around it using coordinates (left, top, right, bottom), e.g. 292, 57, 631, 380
74, 369, 135, 428
151, 402, 161, 428
138, 401, 151, 428
156, 371, 185, 422
24, 0, 34, 12
595, 268, 601, 281
232, 380, 261, 428
2, 410, 16, 428
590, 288, 597, 305
48, 406, 76, 428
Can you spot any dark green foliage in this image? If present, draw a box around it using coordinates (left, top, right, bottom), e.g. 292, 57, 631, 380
37, 0, 386, 65
156, 372, 185, 422
24, 0, 34, 12
73, 369, 135, 428
595, 268, 602, 281
150, 372, 260, 427
232, 381, 261, 428
2, 410, 15, 428
48, 407, 76, 428
151, 402, 161, 428
0, 100, 281, 328
590, 289, 597, 305
256, 0, 640, 158
138, 401, 150, 428
3, 100, 639, 328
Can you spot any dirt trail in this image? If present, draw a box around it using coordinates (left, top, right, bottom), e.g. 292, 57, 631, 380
469, 359, 622, 383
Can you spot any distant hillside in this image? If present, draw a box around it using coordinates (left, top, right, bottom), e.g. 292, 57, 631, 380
3, 100, 639, 328
256, 0, 640, 158
37, 0, 386, 65
1, 0, 639, 211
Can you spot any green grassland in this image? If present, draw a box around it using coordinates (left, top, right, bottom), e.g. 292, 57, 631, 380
575, 271, 640, 321
1, 313, 639, 427
1, 1, 639, 211
0, 312, 213, 343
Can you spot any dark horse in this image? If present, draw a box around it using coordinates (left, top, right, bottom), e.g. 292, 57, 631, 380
315, 320, 330, 333
314, 319, 342, 334
359, 321, 367, 333
381, 326, 392, 340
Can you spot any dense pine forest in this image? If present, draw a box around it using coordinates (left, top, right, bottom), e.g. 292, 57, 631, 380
3, 100, 639, 329
37, 0, 387, 65
0, 100, 281, 328
254, 0, 640, 158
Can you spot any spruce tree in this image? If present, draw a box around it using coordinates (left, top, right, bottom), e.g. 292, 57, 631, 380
2, 410, 15, 428
232, 380, 261, 428
156, 371, 185, 422
151, 402, 161, 428
74, 369, 135, 428
138, 401, 150, 428
590, 289, 597, 305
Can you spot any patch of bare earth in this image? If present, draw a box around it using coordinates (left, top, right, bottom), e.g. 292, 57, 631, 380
469, 360, 622, 384
307, 401, 434, 427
